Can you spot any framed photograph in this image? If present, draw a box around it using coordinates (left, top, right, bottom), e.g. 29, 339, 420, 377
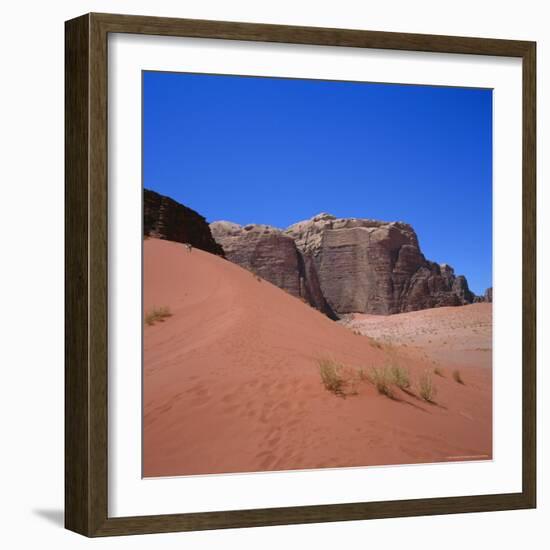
65, 13, 536, 537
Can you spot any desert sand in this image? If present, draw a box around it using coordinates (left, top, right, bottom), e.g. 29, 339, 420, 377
341, 303, 492, 370
143, 238, 492, 477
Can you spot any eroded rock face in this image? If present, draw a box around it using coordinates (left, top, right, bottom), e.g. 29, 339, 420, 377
212, 212, 477, 316
210, 222, 301, 296
210, 221, 338, 319
144, 189, 224, 256
285, 214, 475, 315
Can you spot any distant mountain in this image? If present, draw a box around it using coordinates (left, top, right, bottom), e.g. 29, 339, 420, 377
474, 287, 493, 304
212, 212, 479, 316
143, 189, 484, 317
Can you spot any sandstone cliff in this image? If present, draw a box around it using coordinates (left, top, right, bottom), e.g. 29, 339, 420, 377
210, 222, 301, 295
144, 189, 224, 256
211, 212, 477, 316
210, 221, 337, 319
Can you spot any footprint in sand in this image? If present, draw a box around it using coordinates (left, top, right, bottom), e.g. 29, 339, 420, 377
275, 399, 291, 411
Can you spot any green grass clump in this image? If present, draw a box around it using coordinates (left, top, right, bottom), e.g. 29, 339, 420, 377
419, 371, 437, 402
452, 369, 465, 384
318, 358, 345, 396
145, 306, 172, 326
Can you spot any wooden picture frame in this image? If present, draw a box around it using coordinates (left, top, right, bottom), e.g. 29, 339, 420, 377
65, 12, 536, 537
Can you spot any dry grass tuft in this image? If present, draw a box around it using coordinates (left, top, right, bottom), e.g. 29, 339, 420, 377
390, 364, 411, 390
145, 306, 172, 327
368, 366, 394, 398
434, 367, 444, 377
419, 371, 437, 402
452, 369, 465, 384
370, 339, 383, 349
318, 358, 345, 396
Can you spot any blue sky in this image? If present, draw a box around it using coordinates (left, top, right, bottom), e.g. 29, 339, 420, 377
143, 71, 492, 295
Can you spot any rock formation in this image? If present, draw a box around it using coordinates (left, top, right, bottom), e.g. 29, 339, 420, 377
211, 212, 477, 316
210, 221, 337, 318
144, 189, 224, 256
475, 287, 493, 303
143, 188, 480, 316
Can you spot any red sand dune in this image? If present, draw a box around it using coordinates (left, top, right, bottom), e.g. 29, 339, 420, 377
143, 238, 492, 477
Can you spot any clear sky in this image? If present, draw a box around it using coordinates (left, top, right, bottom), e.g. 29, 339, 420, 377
143, 71, 492, 295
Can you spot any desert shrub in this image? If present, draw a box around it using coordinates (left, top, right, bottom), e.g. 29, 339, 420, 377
452, 369, 465, 384
145, 306, 172, 326
368, 366, 394, 398
347, 377, 360, 396
371, 339, 383, 349
434, 367, 444, 377
318, 358, 345, 396
390, 364, 411, 390
419, 371, 437, 402
382, 340, 398, 352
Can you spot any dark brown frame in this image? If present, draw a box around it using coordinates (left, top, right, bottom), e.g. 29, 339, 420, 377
65, 12, 536, 537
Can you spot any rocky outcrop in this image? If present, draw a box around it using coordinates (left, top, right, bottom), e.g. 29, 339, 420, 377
210, 221, 337, 318
144, 189, 224, 256
475, 287, 493, 303
210, 222, 301, 295
286, 213, 475, 315
211, 212, 477, 316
